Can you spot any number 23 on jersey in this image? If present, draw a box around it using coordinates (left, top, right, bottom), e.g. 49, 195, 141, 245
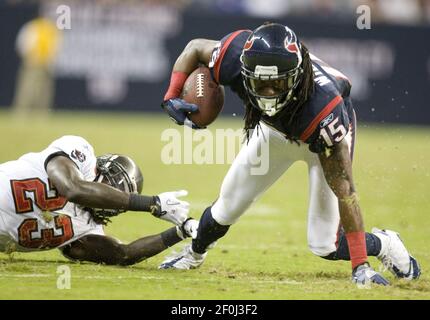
10, 178, 74, 249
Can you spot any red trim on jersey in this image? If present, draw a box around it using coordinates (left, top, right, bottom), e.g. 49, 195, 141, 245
300, 95, 343, 142
213, 30, 248, 83
163, 71, 188, 101
345, 231, 368, 269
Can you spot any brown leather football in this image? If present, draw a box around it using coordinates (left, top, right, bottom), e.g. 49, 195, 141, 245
180, 66, 225, 127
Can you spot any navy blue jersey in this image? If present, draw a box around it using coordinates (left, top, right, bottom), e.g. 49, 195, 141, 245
208, 30, 355, 154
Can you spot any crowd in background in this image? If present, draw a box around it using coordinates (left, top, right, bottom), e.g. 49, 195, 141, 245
4, 0, 430, 25
193, 0, 430, 25
1, 0, 428, 122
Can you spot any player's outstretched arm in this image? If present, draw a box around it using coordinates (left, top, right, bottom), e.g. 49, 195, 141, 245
47, 155, 130, 209
161, 39, 218, 128
318, 140, 389, 286
46, 155, 190, 225
318, 140, 363, 234
60, 228, 182, 266
60, 219, 198, 265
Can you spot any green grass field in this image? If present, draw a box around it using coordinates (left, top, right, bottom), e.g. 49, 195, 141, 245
0, 111, 429, 299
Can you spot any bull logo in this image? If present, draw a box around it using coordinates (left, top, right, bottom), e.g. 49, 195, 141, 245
243, 36, 257, 51
284, 27, 299, 53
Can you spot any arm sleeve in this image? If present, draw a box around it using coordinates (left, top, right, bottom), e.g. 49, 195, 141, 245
44, 135, 97, 181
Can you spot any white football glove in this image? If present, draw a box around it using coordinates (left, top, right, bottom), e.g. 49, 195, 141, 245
176, 218, 199, 239
151, 190, 190, 226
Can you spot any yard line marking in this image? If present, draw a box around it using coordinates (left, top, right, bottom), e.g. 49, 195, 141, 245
0, 273, 303, 285
0, 273, 50, 278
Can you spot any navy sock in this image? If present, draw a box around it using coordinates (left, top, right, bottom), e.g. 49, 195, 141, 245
192, 207, 230, 254
323, 232, 382, 260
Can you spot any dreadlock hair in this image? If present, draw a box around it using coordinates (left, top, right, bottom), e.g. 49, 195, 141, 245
242, 43, 315, 142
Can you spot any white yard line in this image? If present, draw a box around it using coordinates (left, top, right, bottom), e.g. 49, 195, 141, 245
0, 273, 302, 285
0, 273, 50, 278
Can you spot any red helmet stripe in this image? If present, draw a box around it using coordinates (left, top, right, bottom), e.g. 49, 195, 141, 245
243, 38, 255, 51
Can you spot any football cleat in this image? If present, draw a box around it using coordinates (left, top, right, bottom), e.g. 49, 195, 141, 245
372, 228, 421, 280
159, 244, 206, 270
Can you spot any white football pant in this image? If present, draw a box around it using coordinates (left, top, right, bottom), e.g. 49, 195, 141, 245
211, 121, 355, 257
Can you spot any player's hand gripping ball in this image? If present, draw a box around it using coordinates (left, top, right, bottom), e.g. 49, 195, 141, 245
180, 66, 225, 128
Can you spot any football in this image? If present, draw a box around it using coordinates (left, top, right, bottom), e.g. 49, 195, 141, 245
180, 66, 225, 127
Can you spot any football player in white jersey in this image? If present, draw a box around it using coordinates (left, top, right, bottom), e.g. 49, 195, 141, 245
0, 135, 198, 265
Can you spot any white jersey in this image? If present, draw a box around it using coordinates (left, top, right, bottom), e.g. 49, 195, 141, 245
0, 135, 104, 252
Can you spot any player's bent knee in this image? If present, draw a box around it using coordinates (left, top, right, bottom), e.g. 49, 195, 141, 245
308, 243, 336, 258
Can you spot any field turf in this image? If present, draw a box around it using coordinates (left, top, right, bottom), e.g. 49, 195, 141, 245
0, 111, 429, 299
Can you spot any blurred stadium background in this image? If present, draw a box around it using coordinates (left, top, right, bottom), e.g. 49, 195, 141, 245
1, 0, 430, 122
0, 0, 429, 300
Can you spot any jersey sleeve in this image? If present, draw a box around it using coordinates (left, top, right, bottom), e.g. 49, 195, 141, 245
304, 97, 351, 154
208, 29, 251, 85
45, 135, 97, 181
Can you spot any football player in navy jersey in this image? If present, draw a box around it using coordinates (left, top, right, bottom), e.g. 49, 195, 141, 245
160, 23, 420, 286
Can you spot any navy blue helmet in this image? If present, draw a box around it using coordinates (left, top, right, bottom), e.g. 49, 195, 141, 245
240, 23, 303, 116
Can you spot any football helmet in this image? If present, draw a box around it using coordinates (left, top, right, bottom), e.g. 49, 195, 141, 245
91, 154, 143, 222
241, 23, 303, 116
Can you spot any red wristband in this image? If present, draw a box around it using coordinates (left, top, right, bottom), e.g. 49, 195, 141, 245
345, 231, 368, 269
163, 71, 188, 101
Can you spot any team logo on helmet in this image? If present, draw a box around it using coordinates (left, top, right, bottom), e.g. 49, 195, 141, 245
284, 27, 299, 53
243, 36, 257, 51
